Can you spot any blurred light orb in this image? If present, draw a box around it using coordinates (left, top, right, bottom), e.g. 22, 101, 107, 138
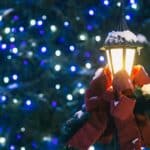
125, 15, 131, 20
88, 9, 95, 16
69, 45, 75, 52
31, 42, 37, 47
54, 64, 61, 71
27, 51, 33, 57
0, 15, 2, 21
50, 25, 57, 32
41, 46, 47, 53
95, 35, 101, 42
64, 21, 69, 27
130, 0, 135, 4
79, 34, 87, 41
55, 50, 61, 56
30, 19, 36, 26
43, 136, 52, 142
88, 146, 95, 150
99, 56, 105, 61
104, 0, 109, 5
77, 82, 82, 87
117, 2, 121, 7
131, 3, 137, 9
3, 76, 10, 84
26, 100, 31, 106
1, 43, 7, 49
12, 47, 18, 54
1, 96, 7, 102
85, 63, 92, 69
79, 88, 85, 94
19, 26, 24, 32
42, 15, 47, 20
20, 147, 26, 150
4, 27, 11, 34
7, 55, 12, 60
10, 37, 15, 42
0, 36, 2, 41
37, 20, 43, 26
0, 137, 6, 146
70, 66, 76, 72
12, 74, 18, 80
21, 127, 26, 132
67, 94, 73, 101
10, 145, 15, 150
55, 84, 61, 90
13, 98, 18, 104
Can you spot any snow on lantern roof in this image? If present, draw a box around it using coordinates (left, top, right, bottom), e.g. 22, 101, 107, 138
101, 30, 143, 50
105, 30, 137, 45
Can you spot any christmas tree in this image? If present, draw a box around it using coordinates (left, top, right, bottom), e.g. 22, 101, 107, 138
0, 0, 149, 149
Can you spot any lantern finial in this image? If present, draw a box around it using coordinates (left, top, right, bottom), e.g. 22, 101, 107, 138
116, 0, 128, 31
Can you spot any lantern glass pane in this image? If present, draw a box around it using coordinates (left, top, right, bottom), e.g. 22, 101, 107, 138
125, 48, 135, 75
106, 50, 112, 72
111, 48, 123, 74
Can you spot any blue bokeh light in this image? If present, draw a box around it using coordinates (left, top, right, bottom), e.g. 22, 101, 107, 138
88, 9, 95, 16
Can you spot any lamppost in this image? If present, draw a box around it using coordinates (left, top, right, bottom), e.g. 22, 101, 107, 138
101, 0, 142, 75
